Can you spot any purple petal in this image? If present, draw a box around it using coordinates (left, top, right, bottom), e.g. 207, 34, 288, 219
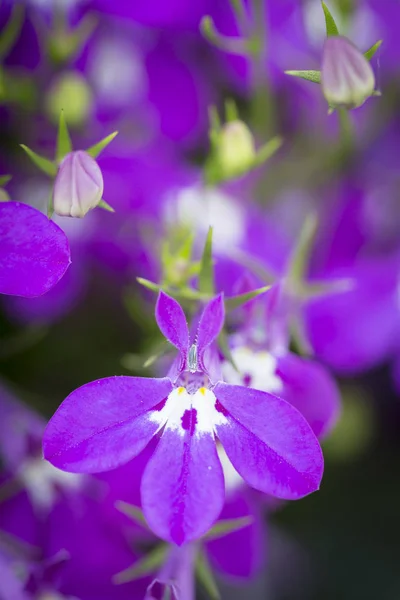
141, 426, 224, 544
0, 202, 71, 297
196, 294, 225, 357
276, 353, 341, 439
43, 376, 173, 473
156, 291, 189, 355
213, 383, 323, 500
206, 491, 264, 580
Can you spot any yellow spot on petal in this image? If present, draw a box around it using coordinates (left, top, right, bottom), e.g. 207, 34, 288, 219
199, 387, 207, 396
177, 387, 186, 395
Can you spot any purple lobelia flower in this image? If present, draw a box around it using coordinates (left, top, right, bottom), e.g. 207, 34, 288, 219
43, 291, 323, 545
0, 202, 71, 297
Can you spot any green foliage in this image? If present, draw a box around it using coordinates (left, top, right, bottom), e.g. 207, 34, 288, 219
98, 199, 115, 213
86, 131, 119, 158
20, 145, 57, 178
364, 39, 383, 61
285, 70, 321, 84
198, 227, 215, 296
0, 4, 24, 60
56, 110, 72, 163
224, 285, 271, 311
113, 544, 168, 584
195, 550, 221, 600
204, 516, 253, 541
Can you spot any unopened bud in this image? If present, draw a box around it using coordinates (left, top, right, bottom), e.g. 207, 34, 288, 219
217, 120, 256, 179
321, 36, 375, 110
53, 151, 103, 218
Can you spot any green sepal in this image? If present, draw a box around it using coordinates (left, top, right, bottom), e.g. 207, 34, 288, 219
115, 501, 148, 528
224, 98, 239, 122
136, 278, 210, 302
20, 145, 57, 178
48, 13, 98, 63
285, 70, 321, 84
86, 131, 118, 158
198, 227, 215, 296
196, 549, 221, 600
113, 544, 168, 584
204, 516, 253, 541
56, 110, 72, 163
225, 285, 271, 312
321, 1, 340, 37
0, 175, 12, 187
0, 4, 25, 61
98, 199, 115, 213
364, 39, 383, 61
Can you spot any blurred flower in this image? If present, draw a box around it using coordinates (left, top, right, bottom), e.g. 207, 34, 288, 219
321, 36, 375, 109
216, 120, 256, 180
0, 202, 71, 297
53, 151, 103, 218
43, 292, 323, 544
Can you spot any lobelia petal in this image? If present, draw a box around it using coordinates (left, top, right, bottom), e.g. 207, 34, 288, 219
196, 294, 225, 357
156, 291, 189, 355
43, 376, 173, 473
276, 353, 341, 439
213, 382, 324, 500
0, 202, 71, 297
141, 424, 225, 545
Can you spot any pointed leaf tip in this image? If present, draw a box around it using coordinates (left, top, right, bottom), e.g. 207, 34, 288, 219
199, 227, 215, 296
56, 110, 72, 162
285, 70, 321, 84
321, 2, 340, 37
20, 145, 57, 178
86, 131, 118, 158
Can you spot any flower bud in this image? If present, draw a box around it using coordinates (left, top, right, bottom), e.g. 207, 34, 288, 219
53, 151, 103, 218
321, 36, 375, 109
217, 120, 256, 179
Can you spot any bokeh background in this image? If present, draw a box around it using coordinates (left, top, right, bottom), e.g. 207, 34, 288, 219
1, 0, 400, 598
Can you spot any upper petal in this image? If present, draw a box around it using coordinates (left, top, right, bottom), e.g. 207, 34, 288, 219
0, 202, 71, 297
196, 294, 225, 358
43, 376, 173, 473
276, 353, 341, 439
213, 382, 323, 500
156, 291, 189, 355
141, 417, 224, 545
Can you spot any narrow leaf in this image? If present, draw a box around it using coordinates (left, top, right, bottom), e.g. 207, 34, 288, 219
86, 131, 118, 158
0, 4, 24, 60
218, 329, 238, 373
115, 501, 148, 527
224, 98, 238, 122
0, 175, 12, 187
195, 549, 221, 600
285, 70, 321, 84
287, 213, 318, 289
364, 39, 383, 61
136, 278, 210, 302
113, 545, 168, 584
136, 277, 161, 293
225, 285, 271, 311
321, 1, 339, 37
20, 145, 57, 178
252, 136, 283, 167
56, 110, 72, 162
98, 199, 115, 213
200, 15, 249, 56
204, 516, 253, 541
198, 227, 215, 296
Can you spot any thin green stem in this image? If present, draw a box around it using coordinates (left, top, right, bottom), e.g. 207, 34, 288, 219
338, 107, 354, 157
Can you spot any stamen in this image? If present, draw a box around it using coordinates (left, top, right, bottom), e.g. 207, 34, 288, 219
188, 343, 198, 373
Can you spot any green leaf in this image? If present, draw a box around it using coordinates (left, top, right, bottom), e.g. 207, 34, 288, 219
285, 70, 321, 84
224, 98, 238, 122
225, 285, 271, 311
136, 278, 210, 302
20, 145, 57, 178
321, 1, 340, 37
136, 277, 163, 294
364, 39, 383, 61
198, 227, 215, 296
196, 550, 220, 600
115, 501, 148, 527
86, 131, 118, 158
0, 4, 24, 60
204, 516, 253, 541
286, 213, 318, 290
98, 199, 115, 213
113, 544, 168, 584
56, 110, 72, 162
0, 175, 12, 187
252, 135, 283, 167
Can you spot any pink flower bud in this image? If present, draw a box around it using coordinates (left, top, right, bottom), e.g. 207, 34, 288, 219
321, 36, 375, 110
53, 151, 103, 218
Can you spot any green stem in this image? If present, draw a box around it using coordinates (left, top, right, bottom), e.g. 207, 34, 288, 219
338, 107, 354, 157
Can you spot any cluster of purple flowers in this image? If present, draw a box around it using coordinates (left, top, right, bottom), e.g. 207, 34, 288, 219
1, 0, 400, 598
